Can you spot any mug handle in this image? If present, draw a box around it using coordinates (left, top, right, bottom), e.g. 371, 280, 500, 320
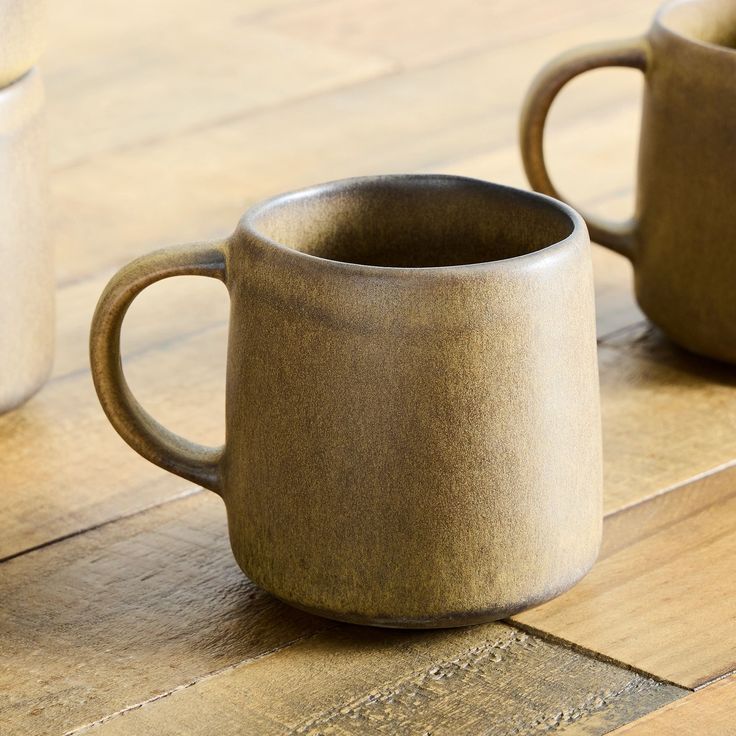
519, 37, 649, 261
90, 242, 227, 494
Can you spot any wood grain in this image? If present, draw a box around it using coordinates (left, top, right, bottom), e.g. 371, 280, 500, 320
609, 676, 736, 735
0, 491, 685, 736
1, 0, 732, 732
0, 325, 226, 560
515, 464, 736, 688
53, 264, 229, 380
45, 0, 391, 167
258, 0, 659, 67
76, 628, 682, 736
600, 325, 736, 513
0, 493, 331, 736
50, 16, 645, 287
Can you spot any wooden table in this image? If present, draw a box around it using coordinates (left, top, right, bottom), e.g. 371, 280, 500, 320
2, 0, 735, 733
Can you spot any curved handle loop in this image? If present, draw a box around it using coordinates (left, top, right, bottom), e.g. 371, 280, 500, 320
90, 242, 227, 494
520, 37, 649, 261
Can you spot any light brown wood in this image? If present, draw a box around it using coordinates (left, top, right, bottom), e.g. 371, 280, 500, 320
54, 266, 229, 380
45, 0, 390, 168
50, 16, 646, 286
515, 464, 736, 688
80, 627, 682, 735
258, 0, 659, 67
0, 493, 331, 736
600, 324, 736, 513
0, 325, 226, 560
0, 492, 684, 735
608, 676, 736, 735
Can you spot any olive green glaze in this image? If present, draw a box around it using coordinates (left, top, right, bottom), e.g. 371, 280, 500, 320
521, 0, 736, 364
90, 175, 602, 628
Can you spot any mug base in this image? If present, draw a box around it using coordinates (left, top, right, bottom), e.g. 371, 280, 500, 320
270, 566, 594, 630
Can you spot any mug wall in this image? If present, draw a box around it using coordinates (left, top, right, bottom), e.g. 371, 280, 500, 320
634, 5, 736, 362
0, 69, 53, 412
222, 195, 602, 626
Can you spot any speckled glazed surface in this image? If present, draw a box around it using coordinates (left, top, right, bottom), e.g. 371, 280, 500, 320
90, 175, 602, 628
0, 68, 53, 413
0, 0, 45, 90
521, 0, 736, 364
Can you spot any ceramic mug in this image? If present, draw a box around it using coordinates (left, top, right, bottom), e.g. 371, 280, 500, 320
0, 68, 53, 413
90, 174, 602, 628
521, 0, 736, 363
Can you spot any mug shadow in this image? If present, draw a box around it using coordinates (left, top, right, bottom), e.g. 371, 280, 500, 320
606, 322, 736, 388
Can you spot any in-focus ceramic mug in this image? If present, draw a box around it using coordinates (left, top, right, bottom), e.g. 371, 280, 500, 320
0, 68, 53, 413
90, 174, 602, 628
521, 0, 736, 364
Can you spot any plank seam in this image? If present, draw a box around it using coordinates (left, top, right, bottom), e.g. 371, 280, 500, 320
50, 318, 228, 386
0, 487, 204, 564
289, 628, 677, 735
508, 620, 689, 692
62, 627, 337, 736
291, 629, 525, 734
603, 457, 736, 521
690, 667, 736, 691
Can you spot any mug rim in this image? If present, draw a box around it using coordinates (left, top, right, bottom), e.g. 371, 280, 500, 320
654, 0, 736, 58
236, 174, 586, 275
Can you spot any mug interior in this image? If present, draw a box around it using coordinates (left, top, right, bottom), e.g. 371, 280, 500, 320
245, 175, 575, 268
659, 0, 736, 51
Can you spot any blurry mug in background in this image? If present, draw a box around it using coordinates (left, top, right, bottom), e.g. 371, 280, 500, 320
0, 2, 53, 414
0, 0, 46, 88
521, 0, 736, 364
90, 175, 602, 627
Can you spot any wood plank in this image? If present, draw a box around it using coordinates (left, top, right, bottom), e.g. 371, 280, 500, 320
45, 0, 391, 167
515, 464, 736, 689
258, 0, 659, 67
609, 676, 736, 735
600, 325, 736, 512
0, 493, 332, 736
0, 492, 685, 736
0, 325, 226, 560
50, 16, 645, 287
77, 627, 682, 735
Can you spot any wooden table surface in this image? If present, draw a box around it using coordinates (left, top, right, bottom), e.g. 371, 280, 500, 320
2, 0, 735, 733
